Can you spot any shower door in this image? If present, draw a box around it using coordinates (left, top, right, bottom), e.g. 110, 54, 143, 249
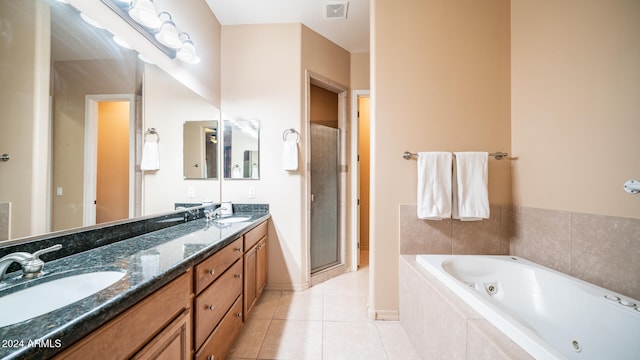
310, 124, 340, 273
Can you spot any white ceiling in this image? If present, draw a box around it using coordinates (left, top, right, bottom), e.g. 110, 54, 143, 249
205, 0, 370, 53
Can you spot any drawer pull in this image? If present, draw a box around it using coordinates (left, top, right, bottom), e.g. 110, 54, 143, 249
206, 304, 215, 311
234, 247, 242, 252
234, 273, 242, 279
236, 312, 242, 318
208, 269, 215, 275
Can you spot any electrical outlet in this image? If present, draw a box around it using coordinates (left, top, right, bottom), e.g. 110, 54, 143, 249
248, 187, 256, 199
56, 187, 63, 196
187, 187, 195, 198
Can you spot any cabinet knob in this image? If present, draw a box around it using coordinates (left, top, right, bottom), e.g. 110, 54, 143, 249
207, 304, 215, 311
234, 273, 242, 279
236, 313, 242, 318
208, 269, 215, 275
207, 356, 214, 360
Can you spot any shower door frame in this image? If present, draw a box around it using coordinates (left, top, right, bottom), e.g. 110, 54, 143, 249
305, 71, 350, 284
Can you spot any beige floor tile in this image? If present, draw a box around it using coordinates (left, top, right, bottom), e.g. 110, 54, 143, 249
323, 321, 387, 360
375, 322, 423, 360
274, 292, 323, 321
226, 318, 271, 359
323, 266, 369, 297
250, 290, 282, 320
258, 319, 323, 360
323, 295, 369, 322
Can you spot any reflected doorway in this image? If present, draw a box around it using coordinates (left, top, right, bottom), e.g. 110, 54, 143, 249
83, 94, 136, 226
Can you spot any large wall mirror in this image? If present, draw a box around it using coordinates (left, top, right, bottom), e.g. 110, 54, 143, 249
183, 120, 218, 179
0, 0, 221, 241
223, 120, 260, 179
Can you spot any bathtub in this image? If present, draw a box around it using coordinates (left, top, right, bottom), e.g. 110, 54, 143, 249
416, 255, 640, 360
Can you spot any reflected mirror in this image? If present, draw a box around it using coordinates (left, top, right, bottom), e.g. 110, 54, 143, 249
0, 0, 221, 241
223, 120, 260, 179
183, 121, 218, 179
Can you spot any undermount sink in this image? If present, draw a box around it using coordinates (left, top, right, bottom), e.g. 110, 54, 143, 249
0, 270, 125, 328
215, 216, 251, 224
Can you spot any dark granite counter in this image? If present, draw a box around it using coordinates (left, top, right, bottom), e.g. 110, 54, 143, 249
0, 210, 269, 360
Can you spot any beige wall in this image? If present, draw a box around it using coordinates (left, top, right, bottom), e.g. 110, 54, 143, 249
371, 0, 511, 318
221, 24, 305, 289
350, 52, 370, 90
221, 24, 350, 290
511, 0, 640, 219
0, 0, 50, 239
142, 64, 221, 214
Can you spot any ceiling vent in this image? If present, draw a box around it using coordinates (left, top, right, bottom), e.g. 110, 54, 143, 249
324, 1, 349, 20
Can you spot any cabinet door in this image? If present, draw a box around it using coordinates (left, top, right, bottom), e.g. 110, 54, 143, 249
132, 308, 191, 360
243, 248, 257, 316
256, 237, 268, 298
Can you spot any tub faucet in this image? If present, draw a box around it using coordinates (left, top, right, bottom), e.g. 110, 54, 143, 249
0, 244, 62, 282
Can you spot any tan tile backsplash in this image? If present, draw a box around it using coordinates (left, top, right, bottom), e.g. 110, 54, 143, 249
399, 203, 640, 300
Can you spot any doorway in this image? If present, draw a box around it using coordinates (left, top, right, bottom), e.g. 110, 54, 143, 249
307, 74, 348, 281
351, 90, 370, 270
84, 94, 136, 226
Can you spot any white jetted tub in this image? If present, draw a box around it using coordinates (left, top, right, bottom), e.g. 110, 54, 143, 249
416, 255, 640, 360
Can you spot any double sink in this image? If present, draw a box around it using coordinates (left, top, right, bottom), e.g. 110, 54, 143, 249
0, 215, 252, 329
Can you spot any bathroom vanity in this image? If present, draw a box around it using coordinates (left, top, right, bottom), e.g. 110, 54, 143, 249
0, 206, 269, 360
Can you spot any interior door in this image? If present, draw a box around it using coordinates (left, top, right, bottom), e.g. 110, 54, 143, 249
310, 124, 340, 273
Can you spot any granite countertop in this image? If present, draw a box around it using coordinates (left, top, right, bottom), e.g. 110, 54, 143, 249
0, 213, 270, 360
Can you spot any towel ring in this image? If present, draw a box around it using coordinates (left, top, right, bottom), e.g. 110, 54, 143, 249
145, 128, 160, 142
283, 128, 300, 143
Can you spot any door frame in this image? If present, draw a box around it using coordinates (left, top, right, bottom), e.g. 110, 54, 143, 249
350, 90, 370, 271
83, 94, 136, 226
305, 71, 349, 284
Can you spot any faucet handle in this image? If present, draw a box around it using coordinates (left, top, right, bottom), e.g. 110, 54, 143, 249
21, 244, 62, 279
32, 244, 62, 261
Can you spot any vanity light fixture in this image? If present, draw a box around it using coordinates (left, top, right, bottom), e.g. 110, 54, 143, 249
177, 33, 200, 64
127, 0, 161, 29
155, 12, 181, 49
101, 0, 200, 64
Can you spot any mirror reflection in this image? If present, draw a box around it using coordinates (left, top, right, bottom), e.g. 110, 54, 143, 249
183, 121, 218, 179
0, 0, 221, 241
223, 120, 260, 179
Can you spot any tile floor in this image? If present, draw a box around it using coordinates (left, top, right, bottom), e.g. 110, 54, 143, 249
227, 252, 421, 360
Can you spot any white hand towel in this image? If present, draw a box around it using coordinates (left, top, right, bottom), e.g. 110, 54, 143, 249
452, 152, 489, 221
282, 138, 298, 171
140, 141, 159, 171
417, 152, 453, 220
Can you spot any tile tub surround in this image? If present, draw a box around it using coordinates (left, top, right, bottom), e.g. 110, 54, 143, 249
0, 211, 270, 360
399, 255, 533, 360
400, 204, 640, 301
0, 202, 9, 241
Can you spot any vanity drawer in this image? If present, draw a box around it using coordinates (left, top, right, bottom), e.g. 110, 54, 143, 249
195, 296, 244, 360
194, 259, 243, 350
243, 221, 267, 251
195, 237, 243, 294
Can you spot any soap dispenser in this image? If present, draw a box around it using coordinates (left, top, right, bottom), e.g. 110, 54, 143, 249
220, 201, 233, 216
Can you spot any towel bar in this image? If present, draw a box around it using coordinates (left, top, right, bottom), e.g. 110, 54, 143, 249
402, 151, 509, 160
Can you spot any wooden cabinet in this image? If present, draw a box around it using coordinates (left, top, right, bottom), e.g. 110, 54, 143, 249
54, 219, 268, 360
132, 308, 191, 360
55, 270, 192, 360
243, 221, 268, 316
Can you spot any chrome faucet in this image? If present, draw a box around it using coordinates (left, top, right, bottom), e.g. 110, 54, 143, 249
0, 244, 62, 282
